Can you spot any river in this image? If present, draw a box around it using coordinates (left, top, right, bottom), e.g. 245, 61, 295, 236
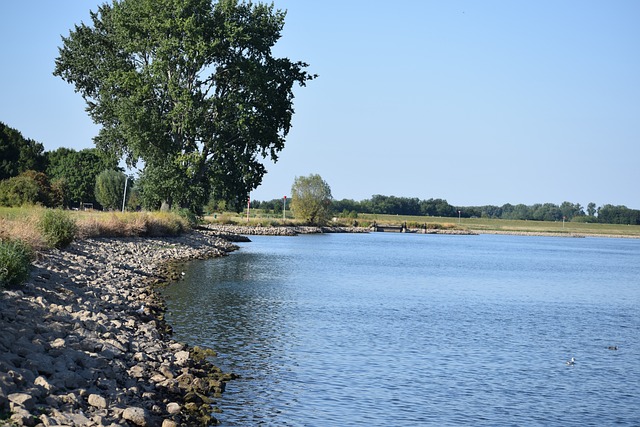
163, 232, 640, 426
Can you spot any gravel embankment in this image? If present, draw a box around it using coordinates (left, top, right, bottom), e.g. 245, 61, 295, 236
0, 230, 238, 427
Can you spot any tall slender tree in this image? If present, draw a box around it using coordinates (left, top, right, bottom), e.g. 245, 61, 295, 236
54, 0, 314, 212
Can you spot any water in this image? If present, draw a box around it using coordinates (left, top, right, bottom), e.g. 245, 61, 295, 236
162, 233, 640, 426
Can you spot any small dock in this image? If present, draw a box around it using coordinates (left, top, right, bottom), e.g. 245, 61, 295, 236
371, 223, 411, 233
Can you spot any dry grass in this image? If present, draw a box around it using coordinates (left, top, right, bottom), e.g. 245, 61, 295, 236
76, 211, 189, 238
0, 207, 47, 250
1, 207, 191, 252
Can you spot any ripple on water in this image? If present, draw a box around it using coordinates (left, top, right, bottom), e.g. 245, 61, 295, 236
163, 234, 640, 426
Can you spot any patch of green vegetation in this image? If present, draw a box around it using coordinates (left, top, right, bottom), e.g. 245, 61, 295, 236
38, 209, 77, 249
0, 239, 34, 288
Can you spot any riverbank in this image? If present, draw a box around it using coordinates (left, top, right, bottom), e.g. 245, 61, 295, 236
0, 230, 238, 427
203, 224, 640, 239
201, 224, 474, 236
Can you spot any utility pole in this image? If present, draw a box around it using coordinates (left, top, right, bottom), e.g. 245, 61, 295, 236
283, 196, 287, 220
121, 175, 129, 212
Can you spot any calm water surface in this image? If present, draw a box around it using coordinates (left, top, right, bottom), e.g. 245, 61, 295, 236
163, 233, 640, 426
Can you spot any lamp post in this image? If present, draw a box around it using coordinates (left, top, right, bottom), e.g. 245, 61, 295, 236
283, 196, 287, 220
121, 175, 130, 212
246, 195, 250, 223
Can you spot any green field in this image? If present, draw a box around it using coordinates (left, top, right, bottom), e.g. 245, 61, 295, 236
358, 213, 640, 237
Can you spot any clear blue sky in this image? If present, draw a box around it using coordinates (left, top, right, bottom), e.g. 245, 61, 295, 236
1, 1, 638, 208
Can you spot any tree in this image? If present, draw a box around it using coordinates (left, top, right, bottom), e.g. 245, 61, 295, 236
291, 174, 333, 225
587, 202, 597, 217
46, 148, 119, 208
95, 169, 129, 211
0, 171, 52, 207
0, 122, 46, 180
54, 0, 315, 213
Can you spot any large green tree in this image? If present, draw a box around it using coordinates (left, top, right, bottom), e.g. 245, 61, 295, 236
0, 122, 46, 180
46, 148, 118, 208
54, 0, 314, 212
290, 174, 333, 225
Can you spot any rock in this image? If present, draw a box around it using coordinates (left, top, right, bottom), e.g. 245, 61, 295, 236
10, 405, 36, 427
159, 364, 174, 379
174, 350, 190, 366
122, 406, 149, 426
8, 392, 35, 410
34, 376, 55, 393
88, 393, 108, 409
128, 364, 146, 378
166, 402, 181, 414
50, 338, 66, 349
0, 231, 237, 427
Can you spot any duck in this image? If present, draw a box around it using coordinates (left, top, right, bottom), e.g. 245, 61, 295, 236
566, 357, 575, 366
607, 346, 618, 351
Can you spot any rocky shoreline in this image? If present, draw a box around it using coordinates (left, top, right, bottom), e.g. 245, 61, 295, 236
200, 224, 473, 236
0, 230, 239, 427
200, 224, 370, 236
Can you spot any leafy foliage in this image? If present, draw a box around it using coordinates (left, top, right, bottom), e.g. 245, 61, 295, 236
291, 174, 333, 225
0, 239, 34, 288
0, 122, 46, 180
46, 148, 119, 208
0, 171, 53, 207
54, 0, 315, 212
95, 169, 129, 211
597, 205, 640, 225
38, 209, 77, 249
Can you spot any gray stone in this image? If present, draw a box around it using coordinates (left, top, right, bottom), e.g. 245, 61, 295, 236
174, 350, 190, 366
50, 338, 66, 349
8, 392, 35, 410
166, 402, 181, 415
122, 406, 149, 426
35, 376, 55, 392
88, 393, 108, 409
162, 419, 178, 427
10, 406, 36, 426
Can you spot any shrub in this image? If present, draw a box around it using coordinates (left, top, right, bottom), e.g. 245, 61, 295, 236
0, 171, 54, 207
0, 239, 34, 288
38, 209, 77, 248
172, 207, 199, 228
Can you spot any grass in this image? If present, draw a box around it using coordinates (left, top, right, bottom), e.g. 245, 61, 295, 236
0, 207, 192, 250
203, 209, 640, 237
359, 213, 640, 237
0, 206, 193, 287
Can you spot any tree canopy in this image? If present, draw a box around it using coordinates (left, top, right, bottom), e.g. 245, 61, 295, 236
0, 122, 46, 180
95, 169, 130, 211
54, 0, 314, 213
46, 148, 119, 208
290, 174, 333, 225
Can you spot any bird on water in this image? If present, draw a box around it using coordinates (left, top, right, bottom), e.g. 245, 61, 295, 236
566, 357, 575, 366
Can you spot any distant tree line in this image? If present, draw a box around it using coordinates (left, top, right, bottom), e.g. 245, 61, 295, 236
251, 194, 640, 226
3, 120, 638, 225
0, 121, 130, 210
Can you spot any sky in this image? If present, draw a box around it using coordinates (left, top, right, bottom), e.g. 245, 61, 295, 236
1, 1, 639, 209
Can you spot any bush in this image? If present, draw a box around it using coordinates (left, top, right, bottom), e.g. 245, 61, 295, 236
38, 209, 77, 248
0, 239, 34, 288
0, 170, 52, 207
172, 207, 199, 228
